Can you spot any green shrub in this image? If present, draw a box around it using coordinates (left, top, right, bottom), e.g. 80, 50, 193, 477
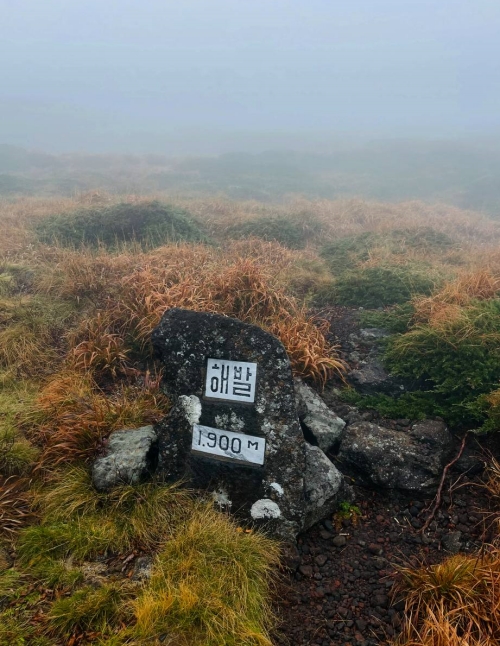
332, 265, 437, 308
321, 228, 455, 274
380, 299, 500, 426
358, 303, 415, 333
35, 200, 207, 249
226, 214, 324, 249
341, 389, 439, 421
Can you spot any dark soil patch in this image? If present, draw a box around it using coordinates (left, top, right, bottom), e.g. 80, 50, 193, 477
274, 475, 495, 646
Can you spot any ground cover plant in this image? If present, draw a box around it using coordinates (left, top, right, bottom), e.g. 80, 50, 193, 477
34, 200, 208, 249
348, 268, 500, 427
1, 191, 500, 644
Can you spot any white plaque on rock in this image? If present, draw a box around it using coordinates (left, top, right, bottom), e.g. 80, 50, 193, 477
192, 424, 265, 465
205, 358, 257, 403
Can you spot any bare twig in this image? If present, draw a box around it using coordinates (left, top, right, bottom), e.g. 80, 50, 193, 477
420, 432, 471, 536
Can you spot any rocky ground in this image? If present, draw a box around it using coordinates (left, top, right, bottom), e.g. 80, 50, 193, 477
274, 306, 498, 646
275, 473, 494, 646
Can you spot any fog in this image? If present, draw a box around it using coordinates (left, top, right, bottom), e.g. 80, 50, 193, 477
1, 0, 499, 154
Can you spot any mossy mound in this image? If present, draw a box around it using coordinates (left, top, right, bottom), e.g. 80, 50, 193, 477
226, 214, 324, 249
321, 228, 456, 274
320, 264, 437, 308
34, 200, 207, 249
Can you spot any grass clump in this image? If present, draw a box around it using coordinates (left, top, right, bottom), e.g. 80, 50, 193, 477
130, 504, 280, 646
47, 583, 129, 636
0, 569, 51, 646
358, 303, 415, 333
321, 228, 456, 275
394, 550, 500, 645
384, 298, 500, 426
332, 264, 437, 308
0, 295, 78, 377
0, 476, 33, 537
0, 381, 38, 476
26, 369, 170, 469
18, 467, 192, 565
226, 214, 324, 249
35, 200, 207, 249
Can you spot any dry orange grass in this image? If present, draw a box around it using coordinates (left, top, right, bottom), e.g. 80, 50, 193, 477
0, 475, 33, 536
393, 549, 500, 646
25, 369, 170, 470
412, 270, 500, 328
169, 195, 500, 247
35, 241, 344, 384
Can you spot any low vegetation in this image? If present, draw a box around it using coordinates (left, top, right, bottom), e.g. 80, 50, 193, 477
1, 191, 500, 644
34, 200, 207, 249
392, 459, 500, 646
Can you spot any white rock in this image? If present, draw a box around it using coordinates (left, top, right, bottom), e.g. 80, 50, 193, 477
250, 499, 281, 519
179, 394, 202, 425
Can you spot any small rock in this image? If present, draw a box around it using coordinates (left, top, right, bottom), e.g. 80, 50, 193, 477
355, 619, 367, 632
323, 519, 334, 532
333, 535, 347, 548
372, 594, 389, 608
441, 531, 462, 553
294, 378, 346, 452
132, 556, 152, 581
92, 425, 158, 491
304, 444, 345, 529
299, 565, 313, 577
338, 420, 453, 494
315, 554, 328, 567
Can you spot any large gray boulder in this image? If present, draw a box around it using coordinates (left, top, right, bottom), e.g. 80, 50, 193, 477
338, 419, 453, 494
92, 425, 158, 491
294, 378, 346, 452
151, 308, 345, 539
152, 309, 307, 539
304, 444, 345, 528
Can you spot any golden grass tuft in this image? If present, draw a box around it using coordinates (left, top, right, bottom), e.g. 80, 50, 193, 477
393, 549, 500, 645
39, 242, 345, 385
131, 503, 280, 646
413, 270, 500, 328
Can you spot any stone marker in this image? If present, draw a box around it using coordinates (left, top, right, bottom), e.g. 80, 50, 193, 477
152, 308, 344, 539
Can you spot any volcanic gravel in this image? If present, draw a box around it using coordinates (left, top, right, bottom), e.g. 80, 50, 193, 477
274, 475, 494, 646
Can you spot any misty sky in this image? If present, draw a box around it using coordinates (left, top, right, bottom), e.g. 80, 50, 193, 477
1, 0, 499, 153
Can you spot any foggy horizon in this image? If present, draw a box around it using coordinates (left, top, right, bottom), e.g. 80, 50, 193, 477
1, 0, 500, 155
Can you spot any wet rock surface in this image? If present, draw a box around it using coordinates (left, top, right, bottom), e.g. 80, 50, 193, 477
152, 308, 344, 539
346, 327, 408, 396
92, 425, 158, 491
304, 444, 347, 529
338, 420, 453, 494
295, 378, 346, 452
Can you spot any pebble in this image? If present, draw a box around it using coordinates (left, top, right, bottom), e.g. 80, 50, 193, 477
333, 535, 347, 548
299, 565, 313, 577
